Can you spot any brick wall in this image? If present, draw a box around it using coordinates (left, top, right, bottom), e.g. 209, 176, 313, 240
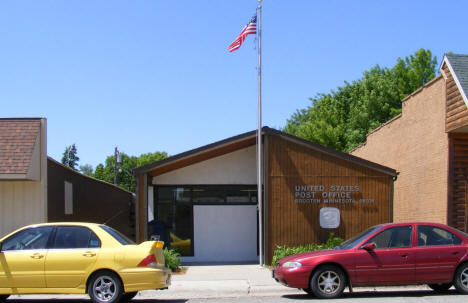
351, 76, 449, 224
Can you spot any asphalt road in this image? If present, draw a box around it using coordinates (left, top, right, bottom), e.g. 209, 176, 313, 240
3, 290, 468, 303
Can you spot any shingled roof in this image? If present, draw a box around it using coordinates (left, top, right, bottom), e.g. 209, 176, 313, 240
444, 53, 468, 105
0, 118, 42, 176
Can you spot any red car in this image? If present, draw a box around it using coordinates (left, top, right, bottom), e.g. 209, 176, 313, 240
273, 222, 468, 298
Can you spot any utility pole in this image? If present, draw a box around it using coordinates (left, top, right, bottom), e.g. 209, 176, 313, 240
114, 147, 119, 185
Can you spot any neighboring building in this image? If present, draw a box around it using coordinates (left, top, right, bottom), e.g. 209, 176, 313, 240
351, 53, 468, 232
0, 118, 47, 237
0, 118, 135, 239
47, 158, 135, 239
134, 127, 396, 263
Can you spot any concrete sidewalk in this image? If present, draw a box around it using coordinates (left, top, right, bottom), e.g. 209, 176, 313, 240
138, 264, 432, 300
139, 264, 303, 299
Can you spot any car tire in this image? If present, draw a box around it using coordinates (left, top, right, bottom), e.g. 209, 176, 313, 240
310, 265, 346, 299
0, 295, 9, 302
88, 271, 123, 303
454, 262, 468, 294
428, 283, 452, 292
120, 292, 138, 302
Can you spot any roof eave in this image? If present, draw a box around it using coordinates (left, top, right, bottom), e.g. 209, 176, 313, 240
0, 173, 32, 180
268, 128, 398, 177
133, 129, 262, 175
441, 55, 468, 108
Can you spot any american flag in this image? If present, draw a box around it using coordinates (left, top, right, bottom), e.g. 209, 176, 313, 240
228, 14, 257, 52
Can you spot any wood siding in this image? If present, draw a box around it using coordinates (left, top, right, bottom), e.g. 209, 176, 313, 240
449, 133, 468, 232
47, 159, 135, 240
267, 135, 392, 263
0, 181, 46, 237
444, 64, 468, 132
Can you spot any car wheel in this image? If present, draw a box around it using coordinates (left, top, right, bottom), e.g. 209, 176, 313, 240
120, 292, 138, 302
88, 271, 123, 303
428, 283, 452, 292
310, 265, 346, 299
0, 295, 9, 302
454, 262, 468, 294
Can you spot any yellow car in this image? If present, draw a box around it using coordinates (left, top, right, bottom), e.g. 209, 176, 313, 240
0, 222, 171, 303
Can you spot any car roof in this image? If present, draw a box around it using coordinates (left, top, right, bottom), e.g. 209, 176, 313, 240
22, 222, 102, 229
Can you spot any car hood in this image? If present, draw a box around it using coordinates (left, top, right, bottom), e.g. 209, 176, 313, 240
278, 249, 345, 265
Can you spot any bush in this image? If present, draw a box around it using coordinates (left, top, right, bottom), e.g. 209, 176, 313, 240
271, 233, 343, 266
163, 248, 181, 271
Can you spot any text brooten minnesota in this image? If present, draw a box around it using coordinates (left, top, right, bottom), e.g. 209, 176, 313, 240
294, 185, 375, 204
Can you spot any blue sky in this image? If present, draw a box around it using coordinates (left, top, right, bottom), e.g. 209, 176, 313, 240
1, 0, 467, 169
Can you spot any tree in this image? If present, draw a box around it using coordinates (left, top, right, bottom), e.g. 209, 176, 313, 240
284, 49, 438, 152
92, 151, 168, 192
79, 164, 94, 176
61, 144, 80, 170
394, 49, 437, 99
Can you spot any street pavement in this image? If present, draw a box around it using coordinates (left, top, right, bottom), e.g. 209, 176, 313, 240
4, 264, 468, 302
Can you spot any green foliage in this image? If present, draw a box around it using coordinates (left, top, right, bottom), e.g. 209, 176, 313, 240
61, 144, 80, 170
163, 247, 181, 271
79, 164, 94, 176
271, 233, 343, 266
284, 49, 437, 152
92, 151, 167, 192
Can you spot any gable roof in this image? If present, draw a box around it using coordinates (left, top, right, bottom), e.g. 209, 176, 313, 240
442, 54, 468, 107
134, 127, 397, 177
0, 118, 43, 177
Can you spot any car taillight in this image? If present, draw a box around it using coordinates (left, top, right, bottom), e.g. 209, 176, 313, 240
138, 255, 157, 267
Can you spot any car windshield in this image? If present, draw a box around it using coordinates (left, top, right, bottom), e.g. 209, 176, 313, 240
100, 225, 135, 245
334, 225, 383, 250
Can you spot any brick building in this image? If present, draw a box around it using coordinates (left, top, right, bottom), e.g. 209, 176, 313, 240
351, 54, 468, 232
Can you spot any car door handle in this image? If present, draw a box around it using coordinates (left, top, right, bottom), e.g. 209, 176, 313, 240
83, 251, 96, 257
398, 253, 409, 258
30, 253, 44, 259
451, 251, 460, 255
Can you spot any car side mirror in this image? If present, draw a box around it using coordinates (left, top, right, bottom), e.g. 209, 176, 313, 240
361, 242, 376, 251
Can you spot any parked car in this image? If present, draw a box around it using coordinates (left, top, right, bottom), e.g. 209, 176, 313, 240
0, 222, 171, 303
273, 222, 468, 298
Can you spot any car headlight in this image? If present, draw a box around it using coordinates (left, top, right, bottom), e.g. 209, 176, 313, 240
282, 261, 302, 268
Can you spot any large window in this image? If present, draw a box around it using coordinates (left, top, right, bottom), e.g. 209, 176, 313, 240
150, 185, 257, 256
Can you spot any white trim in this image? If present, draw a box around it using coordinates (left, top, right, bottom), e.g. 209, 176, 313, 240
0, 174, 28, 180
442, 55, 468, 108
26, 131, 41, 181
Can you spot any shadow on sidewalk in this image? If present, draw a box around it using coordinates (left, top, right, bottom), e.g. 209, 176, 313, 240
6, 299, 188, 303
282, 289, 459, 300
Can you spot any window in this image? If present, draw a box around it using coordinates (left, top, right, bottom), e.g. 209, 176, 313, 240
335, 225, 383, 250
52, 226, 101, 249
64, 181, 73, 215
1, 226, 53, 251
417, 225, 462, 246
100, 225, 135, 245
365, 226, 412, 249
152, 185, 258, 256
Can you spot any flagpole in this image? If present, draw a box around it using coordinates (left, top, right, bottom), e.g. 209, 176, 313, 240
256, 0, 263, 266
